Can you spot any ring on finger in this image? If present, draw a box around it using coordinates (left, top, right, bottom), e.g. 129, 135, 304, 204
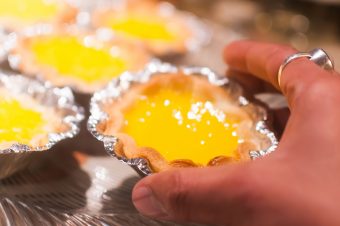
277, 48, 334, 88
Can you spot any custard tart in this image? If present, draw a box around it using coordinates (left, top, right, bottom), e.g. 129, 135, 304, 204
9, 26, 150, 93
0, 72, 83, 151
0, 0, 76, 30
0, 88, 61, 149
89, 63, 277, 174
92, 1, 208, 56
0, 72, 83, 179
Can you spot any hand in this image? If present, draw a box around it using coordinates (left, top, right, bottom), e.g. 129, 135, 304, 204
226, 62, 290, 137
131, 41, 340, 226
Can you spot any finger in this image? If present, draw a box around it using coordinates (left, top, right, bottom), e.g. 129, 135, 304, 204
227, 69, 264, 96
263, 82, 280, 93
224, 41, 296, 89
278, 76, 340, 157
225, 41, 340, 158
224, 40, 333, 107
227, 69, 281, 104
227, 68, 289, 135
272, 108, 290, 138
132, 164, 256, 226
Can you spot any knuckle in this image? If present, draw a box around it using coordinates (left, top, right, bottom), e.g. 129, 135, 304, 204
296, 76, 340, 107
266, 47, 297, 85
165, 171, 191, 220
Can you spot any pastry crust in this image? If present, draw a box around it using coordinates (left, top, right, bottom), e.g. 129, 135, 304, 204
0, 88, 66, 150
92, 1, 194, 56
10, 27, 150, 93
0, 0, 76, 31
98, 73, 259, 172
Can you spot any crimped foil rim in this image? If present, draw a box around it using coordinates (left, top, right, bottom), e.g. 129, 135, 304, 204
0, 28, 12, 63
88, 61, 278, 176
0, 71, 84, 154
78, 1, 211, 55
6, 23, 155, 94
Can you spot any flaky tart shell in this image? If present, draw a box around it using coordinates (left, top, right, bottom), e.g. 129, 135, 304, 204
9, 27, 151, 93
0, 88, 67, 150
0, 0, 77, 31
97, 73, 260, 173
92, 1, 197, 56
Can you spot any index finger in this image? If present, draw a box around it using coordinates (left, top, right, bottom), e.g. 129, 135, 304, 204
224, 40, 334, 106
224, 41, 299, 87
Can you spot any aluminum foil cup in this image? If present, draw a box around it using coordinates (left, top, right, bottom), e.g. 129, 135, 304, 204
0, 29, 6, 62
0, 72, 84, 179
88, 61, 278, 176
0, 28, 12, 64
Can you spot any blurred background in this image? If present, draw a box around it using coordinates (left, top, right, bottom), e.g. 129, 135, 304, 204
175, 0, 340, 69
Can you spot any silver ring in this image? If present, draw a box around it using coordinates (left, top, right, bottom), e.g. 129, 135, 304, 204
278, 48, 334, 88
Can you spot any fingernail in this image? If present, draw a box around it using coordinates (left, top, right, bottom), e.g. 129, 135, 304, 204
133, 186, 169, 219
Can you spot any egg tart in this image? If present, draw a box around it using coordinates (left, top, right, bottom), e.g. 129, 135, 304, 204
92, 1, 208, 56
0, 0, 76, 30
9, 27, 150, 93
0, 73, 83, 179
0, 89, 60, 150
0, 73, 82, 151
89, 63, 277, 174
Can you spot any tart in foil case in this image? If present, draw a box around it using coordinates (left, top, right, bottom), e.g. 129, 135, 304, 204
0, 72, 84, 179
88, 61, 278, 176
7, 24, 151, 94
90, 0, 211, 56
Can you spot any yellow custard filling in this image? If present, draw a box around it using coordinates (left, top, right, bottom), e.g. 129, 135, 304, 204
107, 16, 176, 41
0, 0, 59, 23
0, 97, 46, 145
122, 87, 240, 165
30, 35, 127, 83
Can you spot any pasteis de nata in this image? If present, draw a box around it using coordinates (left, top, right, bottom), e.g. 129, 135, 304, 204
98, 73, 260, 172
0, 88, 65, 150
10, 30, 150, 93
92, 1, 199, 56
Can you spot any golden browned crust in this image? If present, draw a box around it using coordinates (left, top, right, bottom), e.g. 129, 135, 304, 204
10, 27, 150, 93
0, 0, 77, 31
0, 88, 65, 150
92, 1, 193, 56
208, 156, 237, 167
98, 73, 260, 172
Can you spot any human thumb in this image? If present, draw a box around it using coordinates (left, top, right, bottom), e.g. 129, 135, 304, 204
132, 163, 254, 225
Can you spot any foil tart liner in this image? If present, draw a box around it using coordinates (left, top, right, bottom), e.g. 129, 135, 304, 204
78, 1, 211, 56
88, 61, 278, 176
0, 28, 12, 63
0, 71, 84, 179
6, 24, 153, 94
0, 28, 6, 62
